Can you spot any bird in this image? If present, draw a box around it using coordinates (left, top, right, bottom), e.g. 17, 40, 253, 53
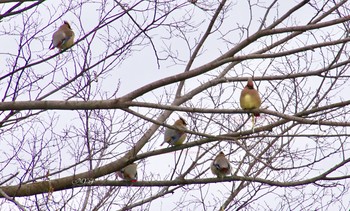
210, 151, 231, 178
116, 163, 138, 183
240, 78, 261, 116
49, 21, 75, 52
161, 117, 187, 146
240, 78, 261, 129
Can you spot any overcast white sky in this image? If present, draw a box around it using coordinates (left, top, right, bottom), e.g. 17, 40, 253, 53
1, 0, 350, 210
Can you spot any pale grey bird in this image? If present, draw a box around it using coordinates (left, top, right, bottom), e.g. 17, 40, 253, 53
211, 152, 232, 178
116, 163, 138, 183
161, 117, 187, 146
49, 21, 75, 52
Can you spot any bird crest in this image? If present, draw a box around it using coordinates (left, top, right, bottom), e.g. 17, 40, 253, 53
247, 78, 255, 89
63, 21, 71, 29
179, 117, 187, 125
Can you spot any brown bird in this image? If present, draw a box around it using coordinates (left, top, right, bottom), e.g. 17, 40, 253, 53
116, 163, 138, 183
240, 78, 261, 116
49, 21, 75, 52
210, 152, 231, 178
161, 117, 187, 146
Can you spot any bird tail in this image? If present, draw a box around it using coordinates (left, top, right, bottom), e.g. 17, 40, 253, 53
161, 137, 171, 146
49, 42, 55, 50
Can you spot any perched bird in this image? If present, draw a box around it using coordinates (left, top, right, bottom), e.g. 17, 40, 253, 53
240, 78, 261, 116
49, 21, 75, 52
210, 152, 231, 178
116, 163, 137, 183
161, 117, 187, 146
240, 78, 261, 130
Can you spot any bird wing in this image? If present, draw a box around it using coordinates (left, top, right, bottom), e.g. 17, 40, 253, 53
51, 30, 74, 49
50, 31, 66, 49
124, 164, 137, 182
62, 30, 74, 46
164, 128, 181, 141
169, 131, 185, 145
215, 157, 230, 170
164, 128, 174, 143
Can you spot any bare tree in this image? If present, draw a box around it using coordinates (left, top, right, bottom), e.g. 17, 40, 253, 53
1, 0, 350, 210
